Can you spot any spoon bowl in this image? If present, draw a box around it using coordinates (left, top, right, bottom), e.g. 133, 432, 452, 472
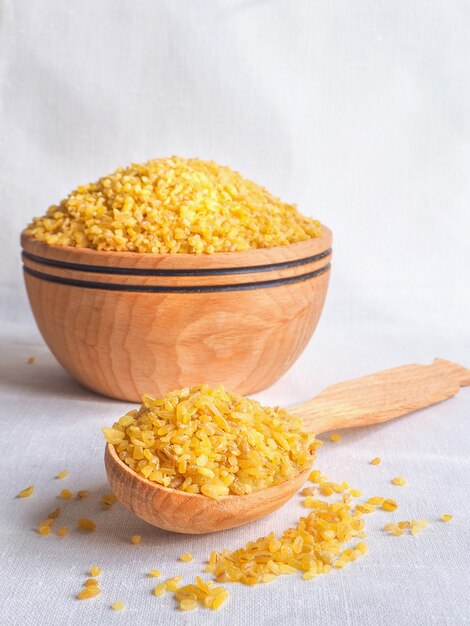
104, 359, 469, 534
105, 444, 310, 534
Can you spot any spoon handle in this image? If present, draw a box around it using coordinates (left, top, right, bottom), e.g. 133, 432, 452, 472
290, 358, 470, 434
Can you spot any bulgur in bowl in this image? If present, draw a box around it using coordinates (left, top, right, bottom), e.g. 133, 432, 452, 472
21, 157, 332, 401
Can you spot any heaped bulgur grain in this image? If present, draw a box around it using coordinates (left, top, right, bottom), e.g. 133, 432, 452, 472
26, 157, 322, 254
103, 384, 320, 498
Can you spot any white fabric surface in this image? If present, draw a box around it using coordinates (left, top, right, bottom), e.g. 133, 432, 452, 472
0, 1, 469, 625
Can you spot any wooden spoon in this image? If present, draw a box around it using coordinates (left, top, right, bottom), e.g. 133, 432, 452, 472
104, 358, 470, 534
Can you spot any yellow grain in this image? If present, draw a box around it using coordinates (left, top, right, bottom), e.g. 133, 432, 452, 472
103, 385, 320, 497
262, 573, 276, 583
76, 490, 91, 499
38, 522, 52, 536
206, 496, 369, 587
102, 493, 118, 508
148, 569, 161, 578
27, 356, 36, 364
56, 526, 68, 537
55, 469, 69, 479
90, 566, 102, 577
166, 576, 182, 592
385, 519, 428, 537
26, 157, 322, 254
77, 587, 101, 600
84, 579, 99, 587
381, 499, 398, 512
179, 598, 198, 611
410, 519, 429, 535
329, 433, 341, 443
131, 534, 141, 544
111, 601, 125, 611
175, 579, 228, 610
370, 457, 381, 465
77, 518, 96, 532
179, 552, 193, 562
18, 485, 34, 498
367, 496, 385, 506
391, 476, 407, 486
349, 489, 362, 498
308, 469, 323, 483
59, 489, 73, 500
153, 583, 166, 597
355, 503, 376, 514
210, 590, 229, 610
441, 514, 453, 522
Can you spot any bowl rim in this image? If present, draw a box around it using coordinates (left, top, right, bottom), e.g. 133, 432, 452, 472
21, 224, 332, 272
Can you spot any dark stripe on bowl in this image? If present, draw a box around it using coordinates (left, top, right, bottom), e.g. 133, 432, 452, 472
23, 263, 331, 293
22, 248, 332, 277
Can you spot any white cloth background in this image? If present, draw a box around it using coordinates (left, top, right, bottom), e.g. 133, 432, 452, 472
0, 1, 469, 625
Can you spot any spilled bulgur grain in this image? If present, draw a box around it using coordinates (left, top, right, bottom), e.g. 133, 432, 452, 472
179, 552, 193, 562
355, 503, 376, 514
153, 583, 166, 597
308, 470, 327, 483
55, 469, 69, 479
18, 485, 34, 498
166, 577, 182, 592
149, 569, 161, 578
111, 601, 125, 611
77, 587, 101, 600
38, 520, 53, 536
205, 497, 367, 587
90, 566, 101, 577
27, 356, 36, 365
56, 526, 68, 537
102, 493, 118, 508
329, 433, 341, 443
391, 476, 407, 486
441, 514, 453, 522
77, 518, 96, 532
131, 535, 141, 544
370, 457, 381, 465
384, 519, 428, 536
175, 577, 229, 611
26, 157, 322, 254
76, 490, 91, 499
368, 496, 385, 506
59, 489, 73, 500
103, 385, 320, 498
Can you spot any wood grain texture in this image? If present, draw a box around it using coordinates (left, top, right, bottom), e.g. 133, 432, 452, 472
291, 358, 470, 434
104, 358, 469, 534
21, 228, 332, 401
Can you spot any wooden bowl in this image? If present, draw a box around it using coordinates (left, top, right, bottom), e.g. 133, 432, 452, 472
21, 226, 332, 401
